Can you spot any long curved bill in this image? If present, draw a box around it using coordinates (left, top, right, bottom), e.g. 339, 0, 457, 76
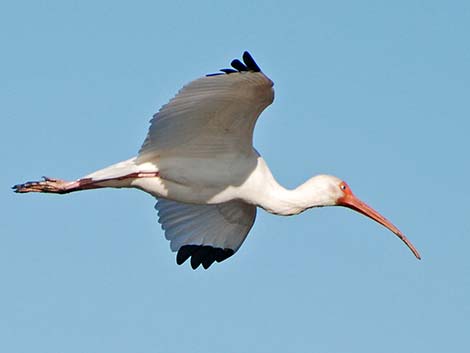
338, 193, 421, 259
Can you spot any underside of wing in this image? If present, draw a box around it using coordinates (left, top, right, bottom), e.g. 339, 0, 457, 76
138, 52, 274, 160
155, 198, 257, 269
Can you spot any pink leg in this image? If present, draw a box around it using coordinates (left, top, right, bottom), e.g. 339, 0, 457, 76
13, 177, 102, 194
13, 172, 159, 194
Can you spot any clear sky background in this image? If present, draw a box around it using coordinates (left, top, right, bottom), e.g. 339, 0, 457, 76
1, 1, 469, 352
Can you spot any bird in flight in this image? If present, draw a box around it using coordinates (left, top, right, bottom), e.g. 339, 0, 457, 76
14, 52, 421, 269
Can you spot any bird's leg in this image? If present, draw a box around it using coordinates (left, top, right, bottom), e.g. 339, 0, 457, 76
13, 172, 160, 194
12, 176, 102, 194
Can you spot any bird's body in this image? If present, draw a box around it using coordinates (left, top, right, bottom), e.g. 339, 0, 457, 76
14, 52, 421, 269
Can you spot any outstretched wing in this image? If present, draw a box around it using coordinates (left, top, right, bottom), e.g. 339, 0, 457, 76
155, 198, 257, 269
138, 52, 274, 160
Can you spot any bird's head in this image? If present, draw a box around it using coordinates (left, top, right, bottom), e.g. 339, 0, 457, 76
303, 174, 421, 259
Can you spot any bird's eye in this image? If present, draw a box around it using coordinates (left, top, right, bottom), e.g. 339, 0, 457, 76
340, 184, 347, 191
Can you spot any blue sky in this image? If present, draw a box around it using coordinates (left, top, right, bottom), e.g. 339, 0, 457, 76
2, 1, 469, 352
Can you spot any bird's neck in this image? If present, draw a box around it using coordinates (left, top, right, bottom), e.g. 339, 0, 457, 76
251, 159, 327, 216
258, 181, 323, 216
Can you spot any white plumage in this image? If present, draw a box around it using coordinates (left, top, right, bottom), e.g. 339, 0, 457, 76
14, 52, 421, 269
156, 199, 256, 269
139, 70, 273, 158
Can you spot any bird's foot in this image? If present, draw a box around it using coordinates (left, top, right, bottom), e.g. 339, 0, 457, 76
13, 176, 72, 194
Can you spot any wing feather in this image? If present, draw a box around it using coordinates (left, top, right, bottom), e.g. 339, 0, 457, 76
155, 198, 257, 269
138, 53, 274, 160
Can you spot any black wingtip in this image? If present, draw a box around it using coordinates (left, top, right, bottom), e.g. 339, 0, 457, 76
220, 68, 237, 74
206, 51, 263, 76
231, 59, 248, 72
242, 51, 261, 72
176, 245, 235, 270
205, 72, 225, 77
176, 245, 197, 265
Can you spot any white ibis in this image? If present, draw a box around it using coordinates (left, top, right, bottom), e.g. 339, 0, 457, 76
14, 51, 421, 269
